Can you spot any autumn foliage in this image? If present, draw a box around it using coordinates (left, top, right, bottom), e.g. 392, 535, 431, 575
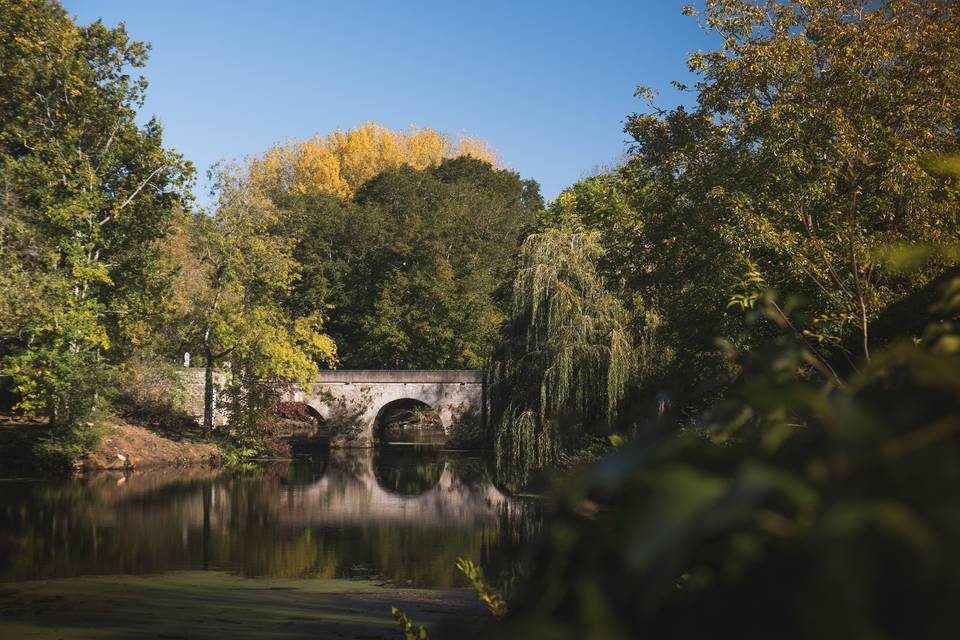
249, 123, 499, 199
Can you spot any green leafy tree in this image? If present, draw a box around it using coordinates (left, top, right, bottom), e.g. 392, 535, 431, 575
280, 156, 541, 369
490, 228, 661, 488
540, 171, 643, 288
0, 0, 191, 447
182, 164, 336, 433
619, 0, 960, 385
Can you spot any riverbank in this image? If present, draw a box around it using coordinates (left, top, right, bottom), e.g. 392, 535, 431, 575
0, 414, 222, 475
86, 419, 222, 470
0, 571, 488, 639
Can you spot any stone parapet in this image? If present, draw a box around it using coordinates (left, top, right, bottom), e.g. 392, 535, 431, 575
313, 370, 482, 384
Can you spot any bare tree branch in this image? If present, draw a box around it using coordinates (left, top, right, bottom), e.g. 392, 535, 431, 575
99, 165, 165, 226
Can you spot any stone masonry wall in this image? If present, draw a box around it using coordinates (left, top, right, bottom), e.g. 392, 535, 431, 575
286, 370, 484, 447
176, 369, 484, 444
178, 368, 229, 427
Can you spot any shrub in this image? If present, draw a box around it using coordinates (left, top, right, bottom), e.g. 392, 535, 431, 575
113, 355, 196, 431
32, 402, 111, 470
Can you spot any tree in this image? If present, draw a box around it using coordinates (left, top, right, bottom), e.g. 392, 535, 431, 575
489, 227, 660, 488
0, 0, 191, 439
283, 156, 541, 369
183, 165, 336, 431
249, 122, 499, 201
621, 0, 960, 382
541, 171, 641, 284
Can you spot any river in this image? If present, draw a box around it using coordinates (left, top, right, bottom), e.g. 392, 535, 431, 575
0, 447, 542, 638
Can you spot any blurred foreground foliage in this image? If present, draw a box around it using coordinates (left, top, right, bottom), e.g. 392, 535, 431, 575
499, 276, 960, 639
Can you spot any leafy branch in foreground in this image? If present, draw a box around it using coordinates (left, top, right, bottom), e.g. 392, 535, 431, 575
391, 606, 429, 640
457, 557, 508, 617
388, 558, 508, 639
498, 275, 960, 640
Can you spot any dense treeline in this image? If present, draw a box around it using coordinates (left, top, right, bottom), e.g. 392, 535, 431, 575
0, 0, 540, 461
260, 151, 541, 369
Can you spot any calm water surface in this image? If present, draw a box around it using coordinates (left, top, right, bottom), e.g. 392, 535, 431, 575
0, 447, 541, 589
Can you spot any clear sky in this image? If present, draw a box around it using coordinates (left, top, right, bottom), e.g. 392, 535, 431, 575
62, 1, 710, 202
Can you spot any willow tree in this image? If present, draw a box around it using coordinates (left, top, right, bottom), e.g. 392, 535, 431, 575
491, 228, 643, 488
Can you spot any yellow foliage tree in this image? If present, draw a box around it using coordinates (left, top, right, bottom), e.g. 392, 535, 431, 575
250, 123, 499, 200
450, 134, 498, 167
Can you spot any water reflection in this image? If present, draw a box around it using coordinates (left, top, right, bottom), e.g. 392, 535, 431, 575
0, 448, 540, 588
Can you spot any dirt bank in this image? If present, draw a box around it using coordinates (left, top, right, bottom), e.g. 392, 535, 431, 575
0, 414, 222, 474
86, 418, 222, 470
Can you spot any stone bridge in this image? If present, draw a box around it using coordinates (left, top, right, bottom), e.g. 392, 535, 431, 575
284, 370, 484, 447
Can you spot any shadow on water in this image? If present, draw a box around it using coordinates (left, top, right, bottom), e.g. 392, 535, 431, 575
0, 447, 541, 589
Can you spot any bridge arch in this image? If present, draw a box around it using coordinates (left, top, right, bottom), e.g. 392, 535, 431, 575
283, 370, 484, 447
274, 400, 326, 441
373, 398, 445, 445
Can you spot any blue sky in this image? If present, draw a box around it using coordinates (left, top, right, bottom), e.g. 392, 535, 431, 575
63, 1, 709, 202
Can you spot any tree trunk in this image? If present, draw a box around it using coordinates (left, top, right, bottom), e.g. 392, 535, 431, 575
203, 350, 215, 430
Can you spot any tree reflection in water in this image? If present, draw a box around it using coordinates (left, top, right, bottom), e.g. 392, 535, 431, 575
373, 446, 444, 495
0, 448, 540, 588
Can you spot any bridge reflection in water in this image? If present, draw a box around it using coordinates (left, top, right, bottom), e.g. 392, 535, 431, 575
0, 448, 541, 588
276, 448, 522, 528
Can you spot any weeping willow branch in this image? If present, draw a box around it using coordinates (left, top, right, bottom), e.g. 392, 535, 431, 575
491, 228, 655, 487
